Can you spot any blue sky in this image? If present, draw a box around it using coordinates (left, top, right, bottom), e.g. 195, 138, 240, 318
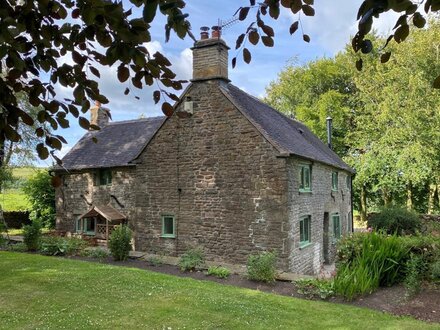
43, 1, 398, 166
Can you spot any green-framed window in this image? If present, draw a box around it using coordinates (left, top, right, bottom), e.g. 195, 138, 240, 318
95, 169, 112, 186
346, 175, 351, 189
299, 215, 311, 247
299, 164, 312, 192
83, 217, 96, 235
332, 171, 339, 191
161, 215, 176, 238
76, 218, 82, 233
332, 213, 341, 239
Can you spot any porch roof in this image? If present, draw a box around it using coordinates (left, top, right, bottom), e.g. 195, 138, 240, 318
80, 205, 126, 222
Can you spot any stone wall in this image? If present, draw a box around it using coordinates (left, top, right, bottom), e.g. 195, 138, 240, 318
55, 167, 136, 233
287, 158, 352, 274
133, 80, 291, 270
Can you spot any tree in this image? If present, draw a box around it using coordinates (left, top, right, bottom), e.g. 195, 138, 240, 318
265, 22, 440, 216
1, 0, 439, 164
22, 171, 56, 228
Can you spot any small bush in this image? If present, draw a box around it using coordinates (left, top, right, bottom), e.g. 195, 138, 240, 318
247, 251, 277, 283
40, 236, 68, 255
207, 266, 231, 279
148, 255, 163, 267
404, 254, 426, 297
7, 242, 27, 252
178, 247, 205, 271
368, 207, 421, 235
87, 248, 110, 259
430, 260, 440, 280
108, 225, 132, 261
294, 279, 335, 300
23, 221, 42, 251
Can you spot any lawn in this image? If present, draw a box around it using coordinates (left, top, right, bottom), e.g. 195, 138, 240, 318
0, 252, 436, 329
0, 189, 30, 211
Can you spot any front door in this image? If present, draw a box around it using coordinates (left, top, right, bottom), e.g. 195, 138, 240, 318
323, 212, 330, 264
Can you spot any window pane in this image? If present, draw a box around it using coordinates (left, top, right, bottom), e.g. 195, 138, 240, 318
300, 220, 304, 242
84, 218, 95, 233
163, 217, 174, 235
304, 168, 310, 189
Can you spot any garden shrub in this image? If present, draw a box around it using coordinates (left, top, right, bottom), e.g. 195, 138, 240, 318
334, 232, 408, 300
404, 253, 427, 297
40, 236, 89, 256
86, 247, 110, 259
148, 255, 164, 267
207, 266, 231, 279
367, 207, 421, 235
23, 221, 42, 251
7, 242, 27, 252
108, 225, 132, 261
247, 251, 277, 283
178, 247, 205, 271
293, 279, 335, 300
430, 260, 440, 281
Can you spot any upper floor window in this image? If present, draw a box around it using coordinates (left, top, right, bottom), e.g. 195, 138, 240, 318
346, 175, 351, 189
299, 164, 312, 192
95, 169, 112, 186
332, 171, 339, 191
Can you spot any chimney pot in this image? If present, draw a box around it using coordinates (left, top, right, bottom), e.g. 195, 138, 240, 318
200, 26, 210, 40
211, 25, 221, 38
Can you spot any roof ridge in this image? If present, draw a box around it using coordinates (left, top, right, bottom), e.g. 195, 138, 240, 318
107, 116, 166, 125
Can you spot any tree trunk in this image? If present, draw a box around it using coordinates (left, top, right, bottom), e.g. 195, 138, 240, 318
428, 183, 437, 215
406, 182, 413, 210
360, 184, 367, 223
382, 188, 392, 207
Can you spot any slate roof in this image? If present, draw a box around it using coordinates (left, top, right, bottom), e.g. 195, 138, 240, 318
220, 83, 355, 173
57, 116, 166, 170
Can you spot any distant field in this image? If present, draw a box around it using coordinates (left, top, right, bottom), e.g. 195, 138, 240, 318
0, 167, 45, 211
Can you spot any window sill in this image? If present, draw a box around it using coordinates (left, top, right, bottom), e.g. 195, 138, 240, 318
160, 235, 176, 239
299, 242, 312, 249
299, 189, 312, 194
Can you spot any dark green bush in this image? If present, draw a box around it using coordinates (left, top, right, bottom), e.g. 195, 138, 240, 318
247, 251, 277, 283
86, 247, 110, 259
108, 225, 132, 261
207, 266, 231, 279
23, 221, 42, 251
404, 253, 427, 297
431, 260, 440, 280
7, 242, 27, 252
367, 207, 421, 235
39, 236, 88, 256
178, 247, 205, 271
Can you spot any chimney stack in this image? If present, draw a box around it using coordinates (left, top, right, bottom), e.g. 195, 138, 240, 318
326, 117, 333, 150
191, 26, 230, 82
90, 100, 111, 128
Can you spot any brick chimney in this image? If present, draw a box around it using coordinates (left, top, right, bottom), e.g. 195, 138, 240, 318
90, 101, 111, 128
191, 26, 230, 82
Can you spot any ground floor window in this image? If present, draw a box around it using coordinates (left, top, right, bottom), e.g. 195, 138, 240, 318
299, 215, 311, 247
76, 218, 82, 233
84, 218, 96, 235
332, 213, 341, 239
161, 215, 175, 238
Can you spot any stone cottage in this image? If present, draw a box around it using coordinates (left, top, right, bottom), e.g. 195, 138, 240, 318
54, 30, 355, 274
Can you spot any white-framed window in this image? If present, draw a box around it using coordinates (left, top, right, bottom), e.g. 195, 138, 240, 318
299, 164, 312, 192
161, 215, 176, 238
299, 215, 311, 247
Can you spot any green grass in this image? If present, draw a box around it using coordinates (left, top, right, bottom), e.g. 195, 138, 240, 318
0, 252, 436, 330
11, 167, 42, 180
0, 189, 30, 211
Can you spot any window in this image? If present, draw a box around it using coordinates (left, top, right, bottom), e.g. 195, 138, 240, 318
299, 215, 311, 247
161, 215, 175, 238
95, 169, 112, 186
332, 213, 341, 239
346, 175, 351, 189
299, 164, 312, 192
332, 171, 339, 191
76, 218, 82, 233
347, 212, 353, 233
83, 217, 96, 235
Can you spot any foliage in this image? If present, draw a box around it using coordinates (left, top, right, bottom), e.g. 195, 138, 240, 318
430, 261, 440, 281
247, 251, 277, 283
147, 255, 163, 267
293, 278, 335, 300
206, 266, 231, 279
368, 207, 422, 235
0, 222, 6, 247
178, 247, 205, 272
22, 220, 42, 251
6, 242, 27, 252
40, 236, 89, 256
86, 247, 110, 259
0, 252, 432, 329
334, 232, 409, 300
404, 253, 426, 297
108, 225, 132, 261
22, 171, 55, 228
